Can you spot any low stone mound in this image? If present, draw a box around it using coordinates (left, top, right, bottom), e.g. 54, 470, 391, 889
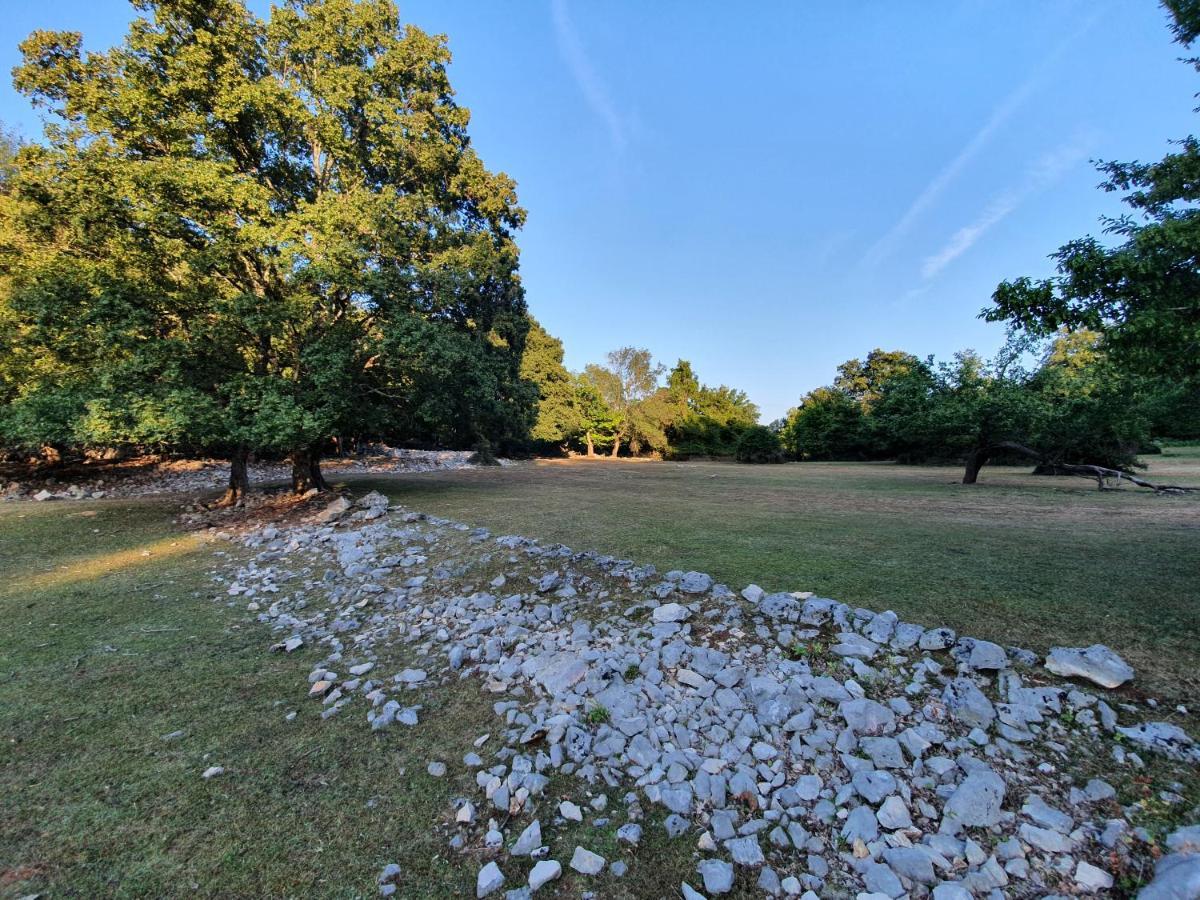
215, 499, 1196, 898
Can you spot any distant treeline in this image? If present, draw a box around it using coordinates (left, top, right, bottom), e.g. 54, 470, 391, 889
521, 328, 1200, 477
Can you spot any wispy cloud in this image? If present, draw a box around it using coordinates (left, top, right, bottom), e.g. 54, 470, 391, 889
860, 8, 1104, 269
920, 135, 1095, 279
551, 0, 626, 151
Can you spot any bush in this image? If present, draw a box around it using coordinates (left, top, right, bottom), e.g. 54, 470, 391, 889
735, 425, 784, 463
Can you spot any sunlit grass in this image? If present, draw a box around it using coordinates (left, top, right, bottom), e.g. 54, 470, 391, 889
357, 453, 1200, 699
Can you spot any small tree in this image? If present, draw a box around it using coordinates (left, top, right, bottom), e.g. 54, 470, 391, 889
782, 387, 867, 460
572, 376, 617, 457
735, 425, 783, 463
520, 319, 583, 452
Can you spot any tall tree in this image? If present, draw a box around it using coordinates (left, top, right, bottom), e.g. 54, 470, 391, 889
519, 318, 582, 450
782, 387, 867, 460
834, 349, 922, 410
582, 347, 664, 457
571, 375, 616, 457
663, 358, 759, 458
0, 0, 529, 500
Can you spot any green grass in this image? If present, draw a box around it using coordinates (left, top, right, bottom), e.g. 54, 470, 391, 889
355, 449, 1200, 699
2, 452, 1198, 896
0, 499, 711, 899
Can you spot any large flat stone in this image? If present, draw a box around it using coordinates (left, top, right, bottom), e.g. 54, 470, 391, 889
1045, 645, 1134, 688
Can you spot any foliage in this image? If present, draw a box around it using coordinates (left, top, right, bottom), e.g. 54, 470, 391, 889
570, 375, 619, 455
519, 318, 582, 449
581, 347, 666, 456
834, 349, 922, 409
782, 387, 868, 460
0, 0, 531, 492
783, 337, 1163, 480
734, 424, 783, 463
662, 359, 759, 458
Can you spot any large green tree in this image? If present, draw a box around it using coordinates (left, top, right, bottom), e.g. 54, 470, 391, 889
834, 349, 922, 410
661, 359, 759, 458
0, 0, 530, 499
582, 347, 665, 457
519, 318, 582, 451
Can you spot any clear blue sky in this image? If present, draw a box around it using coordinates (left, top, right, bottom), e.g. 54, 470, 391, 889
2, 1, 1195, 421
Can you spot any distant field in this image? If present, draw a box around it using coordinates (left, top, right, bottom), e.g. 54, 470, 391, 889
359, 445, 1200, 699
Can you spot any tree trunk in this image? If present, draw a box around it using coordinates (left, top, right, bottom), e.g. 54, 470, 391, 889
585, 432, 595, 457
609, 434, 620, 458
291, 444, 329, 494
962, 447, 989, 485
213, 448, 249, 507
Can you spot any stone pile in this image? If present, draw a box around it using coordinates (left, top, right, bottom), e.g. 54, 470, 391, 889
219, 493, 1198, 898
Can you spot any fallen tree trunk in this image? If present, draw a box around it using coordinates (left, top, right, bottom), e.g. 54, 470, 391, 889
988, 441, 1199, 495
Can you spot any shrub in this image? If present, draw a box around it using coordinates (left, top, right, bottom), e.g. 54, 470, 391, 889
735, 425, 784, 463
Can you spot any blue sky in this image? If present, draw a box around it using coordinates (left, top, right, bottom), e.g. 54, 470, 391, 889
2, 1, 1195, 421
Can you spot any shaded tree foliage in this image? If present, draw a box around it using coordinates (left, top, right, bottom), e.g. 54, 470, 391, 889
519, 318, 582, 450
0, 0, 531, 499
782, 336, 1171, 484
735, 424, 783, 463
661, 359, 759, 458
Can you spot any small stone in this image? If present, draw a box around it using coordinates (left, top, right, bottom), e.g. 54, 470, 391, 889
1074, 860, 1114, 892
941, 677, 996, 729
201, 766, 225, 779
931, 885, 972, 900
617, 823, 642, 846
697, 858, 735, 894
528, 860, 561, 892
919, 627, 956, 651
569, 846, 605, 875
863, 861, 903, 896
966, 639, 1008, 671
427, 761, 446, 777
512, 820, 542, 855
559, 800, 583, 821
679, 571, 713, 593
726, 835, 765, 866
477, 861, 505, 898
942, 767, 1005, 831
664, 814, 689, 838
653, 602, 692, 623
877, 795, 913, 830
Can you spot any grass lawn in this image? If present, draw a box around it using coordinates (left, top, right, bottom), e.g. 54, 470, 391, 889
357, 445, 1200, 700
2, 451, 1198, 896
0, 498, 706, 899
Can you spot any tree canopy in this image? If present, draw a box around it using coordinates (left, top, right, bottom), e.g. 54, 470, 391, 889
781, 336, 1177, 483
0, 0, 532, 498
